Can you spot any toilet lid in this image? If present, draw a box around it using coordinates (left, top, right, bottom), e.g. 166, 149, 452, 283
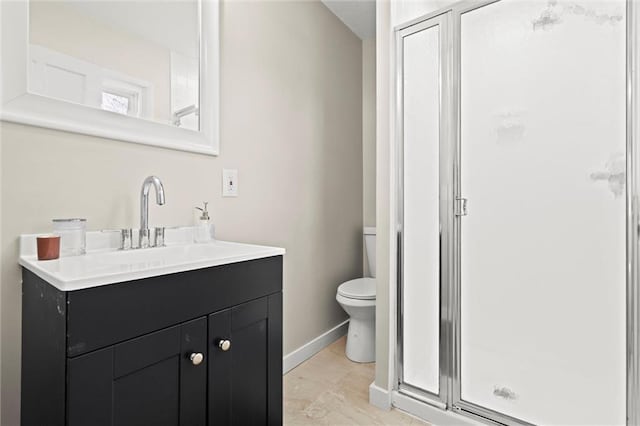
338, 278, 376, 300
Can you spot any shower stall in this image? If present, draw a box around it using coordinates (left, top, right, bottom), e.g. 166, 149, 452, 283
395, 0, 638, 424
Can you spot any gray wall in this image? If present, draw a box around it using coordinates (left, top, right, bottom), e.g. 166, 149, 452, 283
0, 2, 363, 424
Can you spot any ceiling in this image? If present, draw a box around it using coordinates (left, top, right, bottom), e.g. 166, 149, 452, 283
321, 0, 376, 40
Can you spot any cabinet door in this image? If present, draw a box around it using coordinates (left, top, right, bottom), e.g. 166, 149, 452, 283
208, 293, 282, 426
67, 317, 207, 426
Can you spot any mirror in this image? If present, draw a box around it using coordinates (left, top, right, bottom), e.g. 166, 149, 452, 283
29, 0, 200, 131
1, 0, 218, 155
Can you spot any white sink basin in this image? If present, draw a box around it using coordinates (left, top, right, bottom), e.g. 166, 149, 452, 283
19, 239, 285, 291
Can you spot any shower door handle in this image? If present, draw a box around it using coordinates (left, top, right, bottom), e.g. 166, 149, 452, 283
455, 198, 468, 217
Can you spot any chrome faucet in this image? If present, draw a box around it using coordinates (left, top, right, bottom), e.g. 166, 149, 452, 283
139, 176, 165, 248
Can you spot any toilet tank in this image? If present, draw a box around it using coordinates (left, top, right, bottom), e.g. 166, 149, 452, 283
364, 227, 376, 278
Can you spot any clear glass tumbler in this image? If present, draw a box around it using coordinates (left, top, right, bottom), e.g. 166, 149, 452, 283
52, 218, 87, 256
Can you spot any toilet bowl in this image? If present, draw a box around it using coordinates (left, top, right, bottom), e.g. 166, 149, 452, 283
336, 227, 376, 363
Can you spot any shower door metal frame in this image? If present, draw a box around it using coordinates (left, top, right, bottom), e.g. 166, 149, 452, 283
625, 0, 638, 424
394, 0, 639, 424
395, 10, 454, 410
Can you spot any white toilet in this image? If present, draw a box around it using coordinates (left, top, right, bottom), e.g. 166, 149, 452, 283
336, 227, 376, 363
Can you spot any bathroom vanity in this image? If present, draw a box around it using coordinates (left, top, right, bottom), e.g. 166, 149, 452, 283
19, 236, 284, 426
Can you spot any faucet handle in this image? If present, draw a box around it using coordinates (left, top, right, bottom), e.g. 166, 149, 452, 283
121, 229, 132, 250
154, 227, 165, 247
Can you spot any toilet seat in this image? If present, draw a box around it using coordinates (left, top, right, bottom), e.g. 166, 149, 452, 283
337, 278, 376, 300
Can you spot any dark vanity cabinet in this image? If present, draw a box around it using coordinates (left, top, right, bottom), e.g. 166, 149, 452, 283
21, 256, 283, 426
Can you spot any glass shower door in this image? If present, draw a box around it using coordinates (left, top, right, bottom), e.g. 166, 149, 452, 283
458, 0, 627, 424
399, 14, 448, 398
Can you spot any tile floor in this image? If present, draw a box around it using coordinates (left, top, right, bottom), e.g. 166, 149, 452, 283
284, 336, 427, 425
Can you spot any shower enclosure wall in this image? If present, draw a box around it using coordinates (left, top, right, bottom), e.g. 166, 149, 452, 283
395, 0, 638, 424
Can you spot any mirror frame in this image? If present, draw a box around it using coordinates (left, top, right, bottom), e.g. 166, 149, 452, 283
0, 0, 219, 156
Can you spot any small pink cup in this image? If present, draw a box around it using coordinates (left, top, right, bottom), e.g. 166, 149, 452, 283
37, 235, 60, 261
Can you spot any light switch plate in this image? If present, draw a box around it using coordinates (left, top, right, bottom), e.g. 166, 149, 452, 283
222, 169, 238, 197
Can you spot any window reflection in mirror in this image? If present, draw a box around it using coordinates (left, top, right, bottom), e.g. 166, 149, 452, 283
28, 0, 200, 131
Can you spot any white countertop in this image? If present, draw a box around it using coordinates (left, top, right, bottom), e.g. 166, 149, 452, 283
19, 231, 285, 291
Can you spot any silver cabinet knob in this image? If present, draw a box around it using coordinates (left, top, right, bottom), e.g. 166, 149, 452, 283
190, 352, 204, 366
218, 339, 231, 351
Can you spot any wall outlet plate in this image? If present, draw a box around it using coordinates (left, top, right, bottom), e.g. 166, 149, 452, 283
222, 169, 238, 197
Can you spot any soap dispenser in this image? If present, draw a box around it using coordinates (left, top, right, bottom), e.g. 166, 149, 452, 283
194, 202, 214, 243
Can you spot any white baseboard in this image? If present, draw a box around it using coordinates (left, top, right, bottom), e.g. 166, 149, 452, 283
369, 382, 391, 411
283, 319, 349, 374
391, 391, 483, 426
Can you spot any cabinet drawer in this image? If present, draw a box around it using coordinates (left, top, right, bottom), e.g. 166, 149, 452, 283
65, 256, 282, 356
